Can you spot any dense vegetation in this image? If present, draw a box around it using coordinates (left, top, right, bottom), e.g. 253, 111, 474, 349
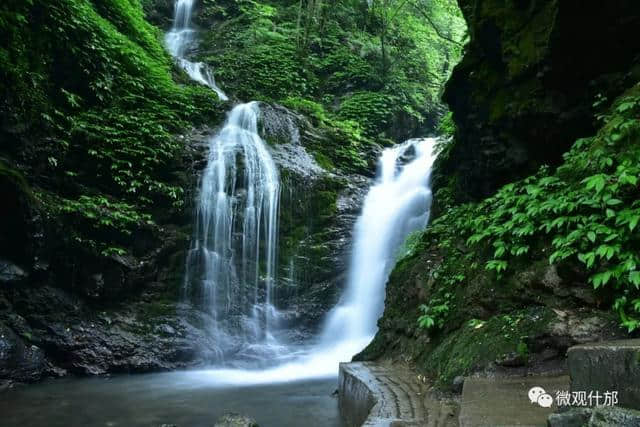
1, 0, 464, 260
3, 0, 638, 401
359, 0, 640, 388
1, 0, 223, 260
190, 0, 465, 169
415, 84, 640, 333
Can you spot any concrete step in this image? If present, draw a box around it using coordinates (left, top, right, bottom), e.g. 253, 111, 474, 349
459, 376, 569, 427
338, 362, 458, 427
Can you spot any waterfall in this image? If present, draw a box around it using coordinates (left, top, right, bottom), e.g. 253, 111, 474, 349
167, 0, 282, 362
166, 0, 437, 384
165, 0, 228, 100
318, 138, 438, 349
189, 138, 438, 384
184, 102, 282, 360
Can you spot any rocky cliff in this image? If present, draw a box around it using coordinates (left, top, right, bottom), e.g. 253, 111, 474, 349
439, 0, 640, 201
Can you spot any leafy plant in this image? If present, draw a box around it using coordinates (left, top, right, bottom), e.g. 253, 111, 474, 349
418, 292, 453, 330
430, 84, 640, 331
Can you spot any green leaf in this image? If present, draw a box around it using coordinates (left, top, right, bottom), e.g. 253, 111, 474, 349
630, 272, 640, 289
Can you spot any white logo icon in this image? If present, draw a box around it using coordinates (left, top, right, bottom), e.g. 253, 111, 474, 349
528, 386, 554, 407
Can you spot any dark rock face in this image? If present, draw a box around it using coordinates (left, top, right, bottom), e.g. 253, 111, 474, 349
0, 322, 46, 383
259, 103, 370, 335
440, 0, 640, 201
142, 0, 175, 28
0, 283, 221, 380
567, 339, 640, 410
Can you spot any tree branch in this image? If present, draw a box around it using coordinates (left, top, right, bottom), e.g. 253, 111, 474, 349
410, 1, 463, 47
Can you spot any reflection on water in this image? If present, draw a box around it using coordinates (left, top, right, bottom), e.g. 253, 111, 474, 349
0, 373, 342, 427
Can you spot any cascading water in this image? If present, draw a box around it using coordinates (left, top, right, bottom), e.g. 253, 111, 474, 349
189, 138, 438, 384
184, 102, 283, 362
318, 138, 438, 349
166, 0, 284, 363
165, 0, 228, 100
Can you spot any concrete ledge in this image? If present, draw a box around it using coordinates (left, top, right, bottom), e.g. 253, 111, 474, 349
567, 339, 640, 409
338, 362, 457, 427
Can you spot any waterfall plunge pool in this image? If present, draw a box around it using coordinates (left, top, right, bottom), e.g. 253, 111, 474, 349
0, 372, 343, 427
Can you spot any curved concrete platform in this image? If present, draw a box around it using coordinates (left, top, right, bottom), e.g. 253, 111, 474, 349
338, 362, 571, 427
338, 362, 458, 427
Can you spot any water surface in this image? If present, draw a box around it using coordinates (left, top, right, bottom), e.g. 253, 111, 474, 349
0, 372, 342, 427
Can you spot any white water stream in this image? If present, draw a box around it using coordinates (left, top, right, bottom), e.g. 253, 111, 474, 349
183, 102, 283, 361
165, 0, 228, 100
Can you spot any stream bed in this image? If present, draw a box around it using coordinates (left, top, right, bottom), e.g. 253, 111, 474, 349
0, 372, 343, 427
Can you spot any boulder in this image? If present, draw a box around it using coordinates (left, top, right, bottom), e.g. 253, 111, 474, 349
213, 413, 259, 427
0, 260, 27, 284
0, 322, 46, 382
548, 407, 640, 427
548, 408, 592, 427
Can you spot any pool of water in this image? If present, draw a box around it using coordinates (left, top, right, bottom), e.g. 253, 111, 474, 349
0, 372, 343, 427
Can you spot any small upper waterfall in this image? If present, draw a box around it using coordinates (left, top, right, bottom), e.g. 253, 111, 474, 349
165, 0, 228, 100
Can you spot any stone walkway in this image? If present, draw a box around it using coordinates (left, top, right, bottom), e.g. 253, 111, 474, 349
339, 362, 569, 427
459, 376, 569, 426
339, 362, 458, 426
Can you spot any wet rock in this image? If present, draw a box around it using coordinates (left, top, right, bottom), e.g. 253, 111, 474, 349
452, 376, 465, 394
544, 309, 622, 351
0, 282, 223, 379
0, 322, 46, 382
495, 351, 526, 367
258, 103, 303, 146
567, 339, 640, 409
548, 407, 640, 427
589, 406, 640, 426
0, 259, 27, 284
213, 413, 259, 427
548, 408, 592, 427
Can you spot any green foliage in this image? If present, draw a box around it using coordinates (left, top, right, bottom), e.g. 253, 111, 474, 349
431, 84, 640, 331
396, 230, 424, 261
282, 96, 372, 172
418, 292, 452, 329
197, 0, 465, 143
437, 111, 456, 137
337, 91, 394, 137
1, 0, 222, 258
